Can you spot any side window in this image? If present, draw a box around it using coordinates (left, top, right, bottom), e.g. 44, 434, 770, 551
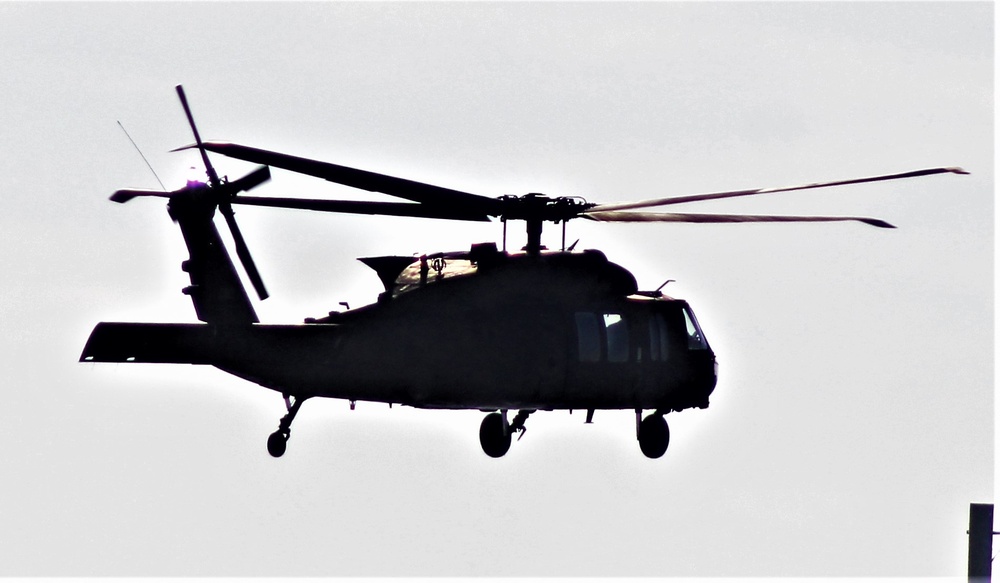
649, 313, 670, 361
603, 313, 629, 362
575, 312, 601, 362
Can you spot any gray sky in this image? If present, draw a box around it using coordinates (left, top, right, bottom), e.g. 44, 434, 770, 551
0, 1, 993, 577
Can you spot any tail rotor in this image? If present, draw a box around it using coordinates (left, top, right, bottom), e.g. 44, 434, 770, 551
111, 85, 272, 300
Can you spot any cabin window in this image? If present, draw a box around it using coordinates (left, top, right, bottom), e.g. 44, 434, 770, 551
683, 307, 708, 350
603, 313, 629, 362
649, 313, 670, 361
575, 312, 601, 362
576, 311, 632, 362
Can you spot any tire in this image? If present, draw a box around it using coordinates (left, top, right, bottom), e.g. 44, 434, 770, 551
267, 431, 287, 458
638, 415, 670, 459
479, 412, 512, 458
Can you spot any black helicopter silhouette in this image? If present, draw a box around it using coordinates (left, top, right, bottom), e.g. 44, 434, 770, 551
80, 86, 968, 459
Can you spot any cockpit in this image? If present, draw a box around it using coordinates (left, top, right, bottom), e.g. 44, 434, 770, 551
573, 299, 711, 364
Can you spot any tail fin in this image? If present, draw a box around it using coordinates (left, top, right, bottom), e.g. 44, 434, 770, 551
168, 192, 259, 325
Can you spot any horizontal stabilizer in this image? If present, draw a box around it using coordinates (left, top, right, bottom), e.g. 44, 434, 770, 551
80, 322, 217, 364
80, 322, 340, 365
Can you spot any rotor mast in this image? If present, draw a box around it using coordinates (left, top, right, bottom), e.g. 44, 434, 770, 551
525, 217, 544, 255
499, 193, 592, 256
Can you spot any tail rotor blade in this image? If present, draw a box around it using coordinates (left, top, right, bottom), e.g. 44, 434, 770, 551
219, 204, 269, 300
110, 188, 177, 204
227, 165, 271, 194
219, 166, 271, 300
176, 84, 221, 187
111, 167, 267, 204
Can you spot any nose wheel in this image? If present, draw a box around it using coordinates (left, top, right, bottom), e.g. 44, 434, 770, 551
267, 394, 306, 458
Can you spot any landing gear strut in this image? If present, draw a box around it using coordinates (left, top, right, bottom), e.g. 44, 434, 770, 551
267, 394, 307, 458
479, 409, 532, 458
637, 410, 670, 459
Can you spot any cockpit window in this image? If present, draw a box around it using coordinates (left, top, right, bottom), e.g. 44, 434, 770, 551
682, 307, 709, 350
603, 313, 629, 362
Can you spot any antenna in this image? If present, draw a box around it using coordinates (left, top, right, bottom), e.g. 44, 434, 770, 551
656, 279, 676, 292
117, 120, 166, 191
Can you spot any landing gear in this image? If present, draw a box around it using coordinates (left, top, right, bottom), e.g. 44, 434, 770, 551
637, 412, 670, 459
267, 394, 307, 458
267, 430, 287, 457
478, 409, 533, 458
479, 412, 510, 458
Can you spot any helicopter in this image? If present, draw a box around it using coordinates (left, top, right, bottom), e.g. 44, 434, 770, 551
79, 86, 968, 459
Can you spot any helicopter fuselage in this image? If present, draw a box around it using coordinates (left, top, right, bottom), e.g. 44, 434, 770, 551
239, 251, 716, 412
83, 248, 718, 414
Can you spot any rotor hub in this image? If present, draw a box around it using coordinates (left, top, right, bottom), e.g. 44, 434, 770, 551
498, 193, 593, 224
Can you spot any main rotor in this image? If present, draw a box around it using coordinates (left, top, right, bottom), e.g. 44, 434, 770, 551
111, 86, 970, 291
185, 140, 967, 256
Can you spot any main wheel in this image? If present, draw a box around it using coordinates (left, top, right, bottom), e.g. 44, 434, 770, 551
638, 414, 670, 459
267, 431, 287, 458
479, 412, 512, 458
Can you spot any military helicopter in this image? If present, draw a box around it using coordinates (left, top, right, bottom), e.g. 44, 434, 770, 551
80, 86, 968, 459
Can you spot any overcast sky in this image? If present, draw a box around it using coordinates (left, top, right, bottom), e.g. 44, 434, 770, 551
0, 1, 993, 578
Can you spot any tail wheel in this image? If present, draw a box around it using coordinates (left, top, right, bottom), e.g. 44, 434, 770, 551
479, 412, 511, 458
267, 431, 288, 458
638, 414, 670, 459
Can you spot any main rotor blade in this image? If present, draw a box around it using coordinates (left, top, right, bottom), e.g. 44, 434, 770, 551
219, 204, 269, 300
191, 142, 503, 215
175, 85, 221, 187
230, 196, 491, 221
583, 211, 895, 228
588, 167, 969, 212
